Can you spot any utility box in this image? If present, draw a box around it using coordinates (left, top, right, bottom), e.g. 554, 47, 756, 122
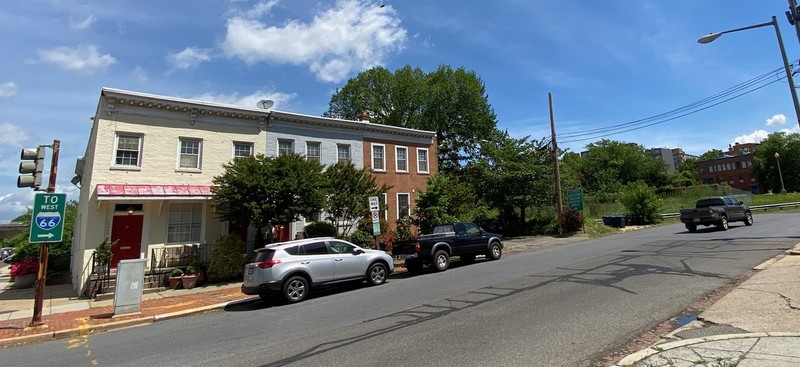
113, 259, 146, 315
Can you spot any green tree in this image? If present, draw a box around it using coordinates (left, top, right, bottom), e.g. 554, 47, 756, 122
322, 162, 389, 236
211, 154, 326, 245
752, 132, 800, 192
465, 133, 554, 226
579, 139, 668, 194
325, 64, 499, 171
413, 173, 480, 234
673, 157, 699, 187
618, 180, 663, 224
699, 149, 724, 161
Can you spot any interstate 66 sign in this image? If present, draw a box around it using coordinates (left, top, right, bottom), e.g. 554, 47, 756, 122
29, 193, 67, 243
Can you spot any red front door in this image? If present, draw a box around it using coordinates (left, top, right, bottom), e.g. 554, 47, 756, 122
110, 215, 143, 269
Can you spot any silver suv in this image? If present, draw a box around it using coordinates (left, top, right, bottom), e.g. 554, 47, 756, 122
242, 237, 394, 303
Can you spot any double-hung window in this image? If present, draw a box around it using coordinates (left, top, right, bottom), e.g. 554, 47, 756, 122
167, 203, 202, 243
337, 144, 351, 163
306, 142, 321, 163
395, 146, 408, 172
372, 144, 385, 171
397, 193, 410, 219
179, 138, 202, 169
278, 139, 294, 156
233, 142, 254, 159
115, 134, 142, 167
417, 148, 429, 173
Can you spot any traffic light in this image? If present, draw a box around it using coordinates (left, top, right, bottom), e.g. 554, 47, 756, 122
18, 147, 45, 189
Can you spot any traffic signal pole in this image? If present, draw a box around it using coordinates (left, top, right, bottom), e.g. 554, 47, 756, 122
30, 139, 59, 327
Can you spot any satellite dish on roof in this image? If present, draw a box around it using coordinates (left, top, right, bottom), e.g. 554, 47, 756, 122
256, 100, 274, 109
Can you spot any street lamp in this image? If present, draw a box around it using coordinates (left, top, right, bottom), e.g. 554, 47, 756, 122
775, 152, 787, 194
698, 16, 800, 130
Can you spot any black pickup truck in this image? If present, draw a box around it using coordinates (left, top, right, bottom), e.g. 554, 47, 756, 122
393, 222, 503, 273
679, 196, 754, 232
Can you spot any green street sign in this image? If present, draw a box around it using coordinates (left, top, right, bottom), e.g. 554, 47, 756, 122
29, 193, 67, 243
567, 188, 583, 211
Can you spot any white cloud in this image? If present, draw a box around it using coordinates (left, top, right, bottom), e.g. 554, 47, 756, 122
0, 122, 30, 147
766, 114, 786, 126
0, 82, 18, 97
0, 190, 34, 223
131, 65, 148, 82
733, 129, 769, 145
246, 0, 280, 18
222, 0, 406, 83
192, 89, 297, 111
70, 15, 96, 30
37, 45, 117, 74
166, 46, 213, 71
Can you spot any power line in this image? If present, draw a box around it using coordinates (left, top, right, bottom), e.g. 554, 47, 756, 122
556, 63, 795, 143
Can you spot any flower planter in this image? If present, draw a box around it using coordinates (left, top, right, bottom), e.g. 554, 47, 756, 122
13, 274, 36, 289
169, 276, 183, 290
181, 275, 198, 289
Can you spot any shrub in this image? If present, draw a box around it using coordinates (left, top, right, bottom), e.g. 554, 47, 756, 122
10, 257, 39, 279
395, 216, 415, 241
303, 221, 337, 238
349, 230, 374, 249
94, 238, 118, 266
357, 217, 388, 235
619, 180, 663, 224
560, 208, 584, 233
207, 234, 248, 283
170, 268, 184, 278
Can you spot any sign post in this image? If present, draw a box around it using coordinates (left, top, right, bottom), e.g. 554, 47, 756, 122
567, 188, 583, 211
368, 196, 381, 249
29, 192, 66, 326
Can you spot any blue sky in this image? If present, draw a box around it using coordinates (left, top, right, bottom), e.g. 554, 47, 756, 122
2, 0, 800, 222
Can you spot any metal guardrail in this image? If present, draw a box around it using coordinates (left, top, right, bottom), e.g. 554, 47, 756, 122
661, 202, 800, 219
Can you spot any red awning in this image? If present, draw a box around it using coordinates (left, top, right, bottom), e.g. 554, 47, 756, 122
96, 184, 213, 197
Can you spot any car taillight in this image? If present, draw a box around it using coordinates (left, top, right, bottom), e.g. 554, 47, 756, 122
257, 259, 281, 269
415, 242, 420, 253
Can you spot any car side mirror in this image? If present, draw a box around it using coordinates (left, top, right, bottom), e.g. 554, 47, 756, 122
353, 248, 365, 255
739, 201, 744, 205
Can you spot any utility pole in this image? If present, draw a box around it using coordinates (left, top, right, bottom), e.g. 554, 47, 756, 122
788, 0, 800, 47
30, 139, 60, 326
548, 93, 563, 234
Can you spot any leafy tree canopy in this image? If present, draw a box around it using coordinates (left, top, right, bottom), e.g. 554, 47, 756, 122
577, 139, 668, 194
752, 131, 800, 192
325, 64, 499, 172
211, 154, 326, 244
322, 162, 389, 236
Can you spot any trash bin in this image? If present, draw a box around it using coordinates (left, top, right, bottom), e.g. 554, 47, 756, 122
602, 216, 612, 226
614, 215, 626, 228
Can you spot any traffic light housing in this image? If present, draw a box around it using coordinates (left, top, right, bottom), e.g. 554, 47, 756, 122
18, 147, 45, 189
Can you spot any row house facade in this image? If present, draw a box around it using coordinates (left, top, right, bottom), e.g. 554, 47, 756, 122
697, 143, 763, 193
71, 88, 437, 294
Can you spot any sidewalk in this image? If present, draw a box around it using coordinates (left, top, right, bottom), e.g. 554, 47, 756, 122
613, 243, 800, 366
0, 265, 251, 347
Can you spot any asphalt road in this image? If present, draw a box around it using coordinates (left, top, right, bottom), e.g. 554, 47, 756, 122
2, 213, 798, 366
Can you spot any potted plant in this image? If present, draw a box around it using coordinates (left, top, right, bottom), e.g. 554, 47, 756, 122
10, 257, 39, 288
181, 265, 198, 289
169, 268, 183, 289
93, 238, 117, 275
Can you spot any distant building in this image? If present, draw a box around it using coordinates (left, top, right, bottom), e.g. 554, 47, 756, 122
647, 147, 698, 174
696, 143, 763, 193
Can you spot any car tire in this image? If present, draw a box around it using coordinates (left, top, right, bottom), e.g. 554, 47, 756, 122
282, 275, 309, 303
432, 250, 450, 272
744, 212, 754, 226
717, 216, 729, 231
405, 259, 423, 274
367, 262, 388, 285
487, 241, 502, 260
461, 254, 476, 263
686, 223, 697, 233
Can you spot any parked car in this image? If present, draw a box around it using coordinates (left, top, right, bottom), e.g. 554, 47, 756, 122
393, 222, 503, 273
1, 247, 13, 263
242, 237, 394, 303
679, 196, 754, 232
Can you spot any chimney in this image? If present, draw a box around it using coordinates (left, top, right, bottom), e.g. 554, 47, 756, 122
357, 111, 370, 122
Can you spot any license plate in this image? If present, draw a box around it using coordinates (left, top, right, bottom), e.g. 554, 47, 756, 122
693, 218, 700, 223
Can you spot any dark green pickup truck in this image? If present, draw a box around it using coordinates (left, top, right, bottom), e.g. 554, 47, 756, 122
679, 196, 754, 232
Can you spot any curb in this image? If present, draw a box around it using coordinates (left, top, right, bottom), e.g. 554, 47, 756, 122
0, 300, 241, 348
612, 332, 800, 366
